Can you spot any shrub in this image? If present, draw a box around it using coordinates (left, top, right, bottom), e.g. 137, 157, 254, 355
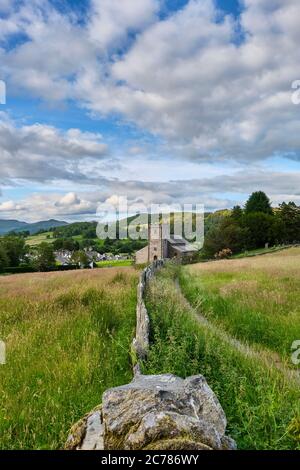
214, 248, 232, 259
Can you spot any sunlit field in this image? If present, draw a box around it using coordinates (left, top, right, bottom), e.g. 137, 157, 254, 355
25, 232, 54, 246
0, 268, 138, 449
180, 247, 300, 363
143, 254, 300, 449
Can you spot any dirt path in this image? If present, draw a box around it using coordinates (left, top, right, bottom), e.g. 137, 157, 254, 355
174, 278, 300, 386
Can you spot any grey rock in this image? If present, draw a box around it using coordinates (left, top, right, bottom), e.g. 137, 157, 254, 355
221, 435, 238, 450
80, 410, 104, 450
65, 405, 104, 450
102, 373, 234, 450
124, 411, 221, 450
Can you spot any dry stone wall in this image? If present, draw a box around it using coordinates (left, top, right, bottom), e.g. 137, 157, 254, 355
65, 260, 237, 451
132, 260, 165, 369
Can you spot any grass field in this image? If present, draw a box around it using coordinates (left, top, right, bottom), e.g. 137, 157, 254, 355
143, 254, 300, 450
231, 244, 296, 259
96, 259, 133, 268
180, 247, 300, 363
0, 267, 138, 449
25, 232, 54, 246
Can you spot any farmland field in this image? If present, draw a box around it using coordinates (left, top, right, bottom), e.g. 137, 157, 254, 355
143, 250, 300, 450
25, 232, 54, 246
96, 259, 133, 268
0, 267, 138, 449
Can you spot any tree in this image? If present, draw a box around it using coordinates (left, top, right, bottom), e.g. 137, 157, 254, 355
1, 236, 26, 266
241, 212, 275, 249
71, 250, 90, 268
34, 243, 56, 271
245, 191, 273, 215
63, 238, 79, 251
0, 245, 9, 272
53, 238, 64, 251
202, 218, 246, 258
231, 205, 243, 221
277, 202, 300, 244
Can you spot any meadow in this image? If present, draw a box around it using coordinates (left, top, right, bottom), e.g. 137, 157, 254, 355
25, 232, 54, 246
0, 267, 138, 449
96, 259, 133, 268
143, 252, 300, 450
180, 247, 300, 363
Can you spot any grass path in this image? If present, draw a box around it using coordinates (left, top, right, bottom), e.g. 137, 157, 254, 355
175, 278, 300, 386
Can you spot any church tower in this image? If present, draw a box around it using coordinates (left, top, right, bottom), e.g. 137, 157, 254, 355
148, 224, 163, 261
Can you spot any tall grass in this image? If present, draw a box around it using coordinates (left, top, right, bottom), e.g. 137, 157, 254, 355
143, 267, 300, 450
0, 268, 138, 449
180, 248, 300, 363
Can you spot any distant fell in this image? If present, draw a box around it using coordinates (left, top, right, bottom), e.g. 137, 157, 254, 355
0, 219, 68, 235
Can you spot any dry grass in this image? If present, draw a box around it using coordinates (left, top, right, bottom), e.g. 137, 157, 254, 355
190, 247, 300, 277
0, 266, 135, 297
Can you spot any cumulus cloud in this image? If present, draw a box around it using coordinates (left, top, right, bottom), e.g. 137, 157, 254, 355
1, 0, 300, 163
0, 200, 22, 212
1, 0, 300, 219
0, 113, 109, 183
1, 165, 300, 221
88, 0, 160, 52
0, 192, 96, 221
55, 192, 81, 207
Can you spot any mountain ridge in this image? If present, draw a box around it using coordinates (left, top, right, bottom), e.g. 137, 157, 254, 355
0, 219, 68, 235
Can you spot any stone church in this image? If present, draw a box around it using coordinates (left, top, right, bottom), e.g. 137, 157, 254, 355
135, 223, 198, 264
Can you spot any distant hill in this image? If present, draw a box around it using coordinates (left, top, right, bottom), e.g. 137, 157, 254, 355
0, 219, 68, 235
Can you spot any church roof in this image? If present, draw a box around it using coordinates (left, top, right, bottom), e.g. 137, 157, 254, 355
166, 236, 198, 252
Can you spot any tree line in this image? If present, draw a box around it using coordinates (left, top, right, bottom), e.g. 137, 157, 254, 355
202, 191, 300, 258
0, 236, 57, 273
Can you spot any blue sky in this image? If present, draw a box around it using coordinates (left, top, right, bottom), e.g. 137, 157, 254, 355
0, 0, 300, 221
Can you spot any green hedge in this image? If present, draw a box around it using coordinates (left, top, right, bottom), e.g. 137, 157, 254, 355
3, 265, 80, 274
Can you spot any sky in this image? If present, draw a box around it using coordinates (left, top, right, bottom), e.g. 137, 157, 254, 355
0, 0, 300, 222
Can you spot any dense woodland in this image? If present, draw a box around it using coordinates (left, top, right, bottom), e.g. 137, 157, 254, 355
202, 191, 300, 258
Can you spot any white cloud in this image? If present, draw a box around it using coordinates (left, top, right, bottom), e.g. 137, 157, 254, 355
0, 200, 21, 212
55, 192, 81, 207
0, 113, 109, 183
88, 0, 160, 51
1, 0, 300, 164
0, 0, 300, 219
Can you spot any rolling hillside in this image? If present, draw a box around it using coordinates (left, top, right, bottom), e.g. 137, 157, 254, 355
0, 219, 68, 235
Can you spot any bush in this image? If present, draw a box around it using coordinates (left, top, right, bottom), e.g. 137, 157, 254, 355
214, 248, 232, 259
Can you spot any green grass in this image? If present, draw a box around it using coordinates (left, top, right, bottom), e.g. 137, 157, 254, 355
180, 248, 300, 363
96, 259, 133, 268
26, 232, 54, 246
0, 268, 138, 449
143, 266, 300, 450
231, 245, 295, 259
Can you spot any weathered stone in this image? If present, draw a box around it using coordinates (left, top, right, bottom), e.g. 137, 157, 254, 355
221, 435, 238, 450
65, 405, 104, 450
124, 411, 222, 450
102, 373, 234, 450
80, 410, 104, 450
132, 261, 165, 364
144, 438, 213, 450
132, 299, 150, 361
